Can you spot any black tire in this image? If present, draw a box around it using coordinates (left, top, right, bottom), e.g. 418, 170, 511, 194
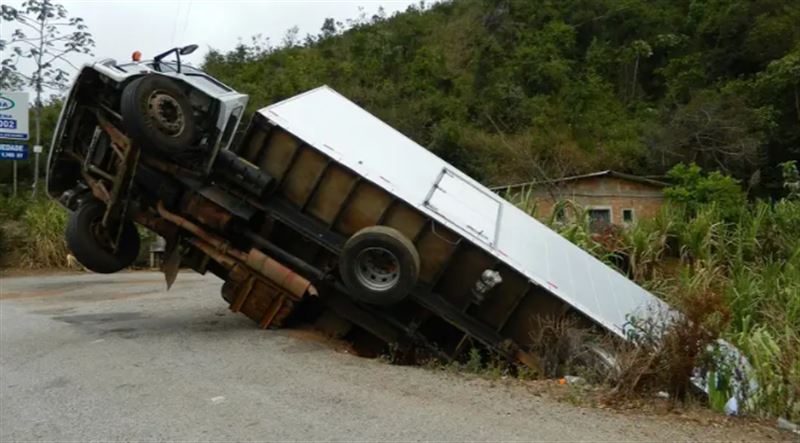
120, 75, 196, 155
570, 340, 621, 382
339, 226, 420, 305
66, 200, 141, 274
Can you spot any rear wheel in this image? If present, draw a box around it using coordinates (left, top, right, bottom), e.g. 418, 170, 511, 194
571, 341, 621, 382
121, 75, 196, 155
339, 226, 420, 306
65, 200, 140, 273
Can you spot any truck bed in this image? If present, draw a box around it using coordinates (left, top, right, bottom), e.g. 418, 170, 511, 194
219, 86, 671, 363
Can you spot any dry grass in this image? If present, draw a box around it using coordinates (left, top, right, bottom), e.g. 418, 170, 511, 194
18, 198, 69, 269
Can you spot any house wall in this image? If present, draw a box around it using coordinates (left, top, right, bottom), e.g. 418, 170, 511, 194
529, 176, 664, 225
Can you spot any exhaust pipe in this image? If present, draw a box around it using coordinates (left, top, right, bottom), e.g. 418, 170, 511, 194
156, 201, 316, 299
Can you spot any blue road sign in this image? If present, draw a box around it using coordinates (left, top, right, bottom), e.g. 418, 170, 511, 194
0, 142, 28, 160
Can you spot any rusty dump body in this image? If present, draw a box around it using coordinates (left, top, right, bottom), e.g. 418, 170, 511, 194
50, 79, 669, 369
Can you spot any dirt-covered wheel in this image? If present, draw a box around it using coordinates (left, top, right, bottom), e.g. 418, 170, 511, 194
339, 226, 420, 306
65, 199, 140, 274
121, 75, 196, 155
571, 341, 622, 381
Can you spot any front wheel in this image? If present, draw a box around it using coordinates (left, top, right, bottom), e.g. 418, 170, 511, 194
65, 200, 141, 273
120, 75, 197, 155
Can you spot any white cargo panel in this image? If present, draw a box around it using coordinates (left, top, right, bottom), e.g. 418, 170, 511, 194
426, 169, 501, 246
260, 86, 669, 338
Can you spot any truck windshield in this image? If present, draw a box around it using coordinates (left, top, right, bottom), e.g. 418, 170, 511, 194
115, 61, 232, 94
116, 61, 204, 75
151, 61, 203, 74
181, 73, 232, 94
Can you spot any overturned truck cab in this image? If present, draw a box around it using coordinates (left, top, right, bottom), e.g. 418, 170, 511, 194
48, 53, 670, 369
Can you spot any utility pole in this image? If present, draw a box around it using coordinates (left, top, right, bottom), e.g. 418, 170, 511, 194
32, 84, 41, 196
30, 15, 44, 198
12, 161, 17, 197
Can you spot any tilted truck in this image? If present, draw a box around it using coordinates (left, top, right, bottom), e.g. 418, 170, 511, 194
47, 46, 671, 369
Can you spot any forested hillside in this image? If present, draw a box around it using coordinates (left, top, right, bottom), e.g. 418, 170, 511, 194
203, 0, 800, 194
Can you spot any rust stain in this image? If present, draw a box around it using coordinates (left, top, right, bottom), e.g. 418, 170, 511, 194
258, 295, 285, 329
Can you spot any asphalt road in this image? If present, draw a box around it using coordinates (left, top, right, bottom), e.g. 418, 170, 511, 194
0, 271, 778, 441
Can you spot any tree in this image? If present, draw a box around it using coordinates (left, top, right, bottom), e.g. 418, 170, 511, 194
663, 163, 746, 220
624, 39, 653, 102
647, 91, 766, 177
320, 18, 338, 40
781, 160, 799, 199
1, 0, 94, 196
201, 0, 800, 195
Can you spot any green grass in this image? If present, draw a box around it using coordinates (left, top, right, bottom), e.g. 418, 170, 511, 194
17, 198, 69, 269
1, 195, 156, 269
507, 192, 800, 421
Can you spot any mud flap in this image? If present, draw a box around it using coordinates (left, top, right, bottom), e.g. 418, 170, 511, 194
163, 239, 182, 290
221, 271, 296, 329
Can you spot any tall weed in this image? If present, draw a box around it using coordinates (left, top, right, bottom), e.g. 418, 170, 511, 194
18, 199, 69, 268
506, 186, 800, 420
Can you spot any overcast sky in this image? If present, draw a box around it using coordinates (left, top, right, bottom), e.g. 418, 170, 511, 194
1, 0, 427, 96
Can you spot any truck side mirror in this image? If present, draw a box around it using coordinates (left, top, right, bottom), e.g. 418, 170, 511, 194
180, 44, 198, 55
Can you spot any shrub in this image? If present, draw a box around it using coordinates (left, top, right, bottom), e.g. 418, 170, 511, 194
507, 175, 799, 420
781, 160, 799, 199
0, 194, 29, 220
19, 199, 69, 269
664, 163, 746, 220
739, 326, 800, 421
619, 266, 731, 399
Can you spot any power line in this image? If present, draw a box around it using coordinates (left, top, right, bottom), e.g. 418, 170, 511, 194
170, 1, 183, 47
179, 0, 193, 45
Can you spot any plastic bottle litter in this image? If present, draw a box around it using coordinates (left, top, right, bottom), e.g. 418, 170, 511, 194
563, 375, 586, 385
723, 396, 738, 416
777, 417, 799, 434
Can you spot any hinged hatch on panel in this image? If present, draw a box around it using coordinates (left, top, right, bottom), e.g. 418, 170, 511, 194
425, 169, 501, 246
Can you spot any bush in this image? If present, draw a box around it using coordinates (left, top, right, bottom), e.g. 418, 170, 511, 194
618, 266, 731, 400
0, 194, 29, 220
781, 161, 799, 199
507, 174, 800, 421
18, 199, 69, 269
664, 163, 746, 220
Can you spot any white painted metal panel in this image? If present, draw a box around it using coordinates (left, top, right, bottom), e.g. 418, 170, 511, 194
426, 169, 501, 246
260, 86, 670, 338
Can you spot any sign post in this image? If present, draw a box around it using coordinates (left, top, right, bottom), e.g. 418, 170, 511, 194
0, 92, 30, 197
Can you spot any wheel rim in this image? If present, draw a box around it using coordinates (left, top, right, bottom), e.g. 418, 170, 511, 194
146, 90, 185, 137
354, 247, 400, 292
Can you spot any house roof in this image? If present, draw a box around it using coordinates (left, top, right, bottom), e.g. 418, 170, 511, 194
490, 170, 669, 191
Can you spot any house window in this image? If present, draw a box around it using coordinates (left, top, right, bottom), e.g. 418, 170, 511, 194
622, 208, 634, 223
588, 208, 611, 228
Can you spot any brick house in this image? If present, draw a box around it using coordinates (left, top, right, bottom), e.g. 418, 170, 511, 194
495, 170, 668, 226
